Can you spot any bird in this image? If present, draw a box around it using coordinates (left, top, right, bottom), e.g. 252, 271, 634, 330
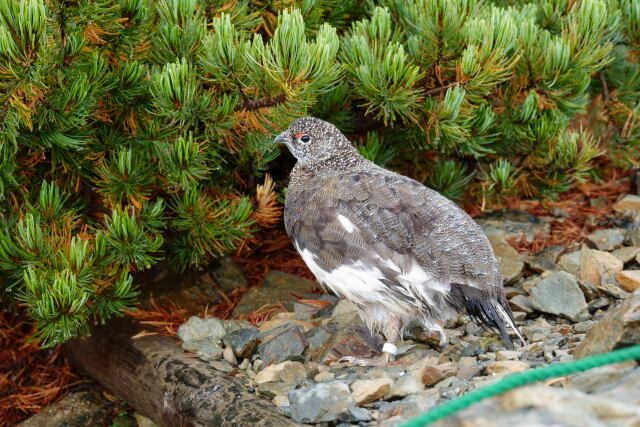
275, 117, 524, 365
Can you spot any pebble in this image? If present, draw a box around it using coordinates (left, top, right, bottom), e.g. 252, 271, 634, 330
496, 350, 519, 361
586, 228, 625, 251
350, 379, 393, 405
257, 323, 308, 364
558, 250, 581, 276
223, 346, 237, 365
616, 270, 640, 292
223, 328, 259, 359
288, 382, 355, 423
388, 375, 424, 399
530, 271, 588, 321
314, 371, 335, 382
209, 360, 234, 372
486, 360, 530, 375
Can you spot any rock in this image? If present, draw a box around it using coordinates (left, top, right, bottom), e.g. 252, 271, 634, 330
222, 346, 237, 365
630, 227, 640, 247
421, 364, 456, 386
617, 270, 640, 292
132, 414, 158, 427
258, 312, 314, 332
613, 194, 640, 213
586, 228, 625, 251
329, 300, 360, 327
223, 328, 259, 359
486, 360, 530, 375
177, 316, 226, 342
388, 375, 424, 399
597, 282, 631, 300
558, 250, 581, 276
319, 322, 383, 363
550, 206, 570, 218
475, 210, 550, 243
523, 255, 558, 273
336, 406, 372, 423
496, 350, 519, 361
184, 340, 223, 362
305, 326, 334, 354
232, 270, 316, 318
576, 279, 599, 302
530, 271, 588, 321
350, 378, 393, 405
498, 256, 524, 284
567, 361, 637, 393
377, 392, 437, 425
579, 247, 624, 286
255, 362, 288, 384
19, 391, 112, 427
288, 382, 355, 423
257, 323, 308, 364
588, 297, 612, 313
573, 290, 640, 358
314, 371, 335, 382
508, 295, 534, 314
257, 382, 296, 399
209, 360, 235, 372
612, 246, 640, 263
278, 361, 308, 385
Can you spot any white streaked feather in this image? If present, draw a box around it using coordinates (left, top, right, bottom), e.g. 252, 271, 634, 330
336, 214, 356, 233
496, 303, 526, 345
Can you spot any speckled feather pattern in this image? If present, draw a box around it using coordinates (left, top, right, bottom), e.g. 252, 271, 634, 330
278, 117, 521, 345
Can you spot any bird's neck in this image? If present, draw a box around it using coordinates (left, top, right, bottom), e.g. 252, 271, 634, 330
290, 151, 370, 182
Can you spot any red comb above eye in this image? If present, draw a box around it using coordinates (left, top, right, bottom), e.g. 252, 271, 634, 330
294, 132, 306, 139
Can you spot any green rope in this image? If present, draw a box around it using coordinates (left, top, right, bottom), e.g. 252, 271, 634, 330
400, 344, 640, 427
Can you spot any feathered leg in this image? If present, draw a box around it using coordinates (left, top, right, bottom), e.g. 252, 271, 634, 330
340, 315, 401, 366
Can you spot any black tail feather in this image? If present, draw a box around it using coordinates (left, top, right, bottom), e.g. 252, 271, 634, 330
449, 283, 521, 348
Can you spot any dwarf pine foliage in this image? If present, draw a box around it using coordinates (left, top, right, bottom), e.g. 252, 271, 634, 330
0, 0, 636, 346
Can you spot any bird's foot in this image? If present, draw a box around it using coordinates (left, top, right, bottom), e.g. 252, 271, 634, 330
339, 342, 397, 366
339, 353, 394, 367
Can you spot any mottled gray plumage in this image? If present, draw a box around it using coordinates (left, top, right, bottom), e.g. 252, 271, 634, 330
276, 117, 523, 355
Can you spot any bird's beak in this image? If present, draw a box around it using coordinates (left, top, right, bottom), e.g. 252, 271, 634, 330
274, 132, 288, 144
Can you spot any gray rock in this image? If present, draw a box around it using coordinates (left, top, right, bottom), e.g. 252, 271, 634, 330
305, 326, 334, 354
258, 323, 308, 364
377, 392, 437, 425
580, 247, 624, 287
530, 271, 588, 321
629, 227, 640, 247
524, 255, 559, 273
177, 316, 227, 342
232, 270, 316, 317
574, 289, 640, 358
587, 297, 611, 314
576, 279, 599, 302
288, 382, 355, 423
498, 256, 524, 284
388, 374, 424, 399
534, 245, 566, 263
319, 322, 383, 363
257, 382, 296, 399
558, 250, 581, 276
209, 360, 234, 372
279, 361, 308, 385
475, 210, 550, 243
223, 328, 259, 359
568, 361, 637, 393
351, 378, 393, 405
611, 246, 640, 263
336, 406, 372, 423
586, 228, 625, 251
189, 340, 223, 362
508, 295, 535, 314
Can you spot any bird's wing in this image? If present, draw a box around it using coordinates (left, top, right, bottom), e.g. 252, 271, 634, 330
285, 169, 501, 293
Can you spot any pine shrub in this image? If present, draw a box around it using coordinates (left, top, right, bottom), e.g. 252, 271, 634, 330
0, 0, 636, 345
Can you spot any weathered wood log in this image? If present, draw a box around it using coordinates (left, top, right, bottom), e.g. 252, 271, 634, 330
63, 316, 298, 427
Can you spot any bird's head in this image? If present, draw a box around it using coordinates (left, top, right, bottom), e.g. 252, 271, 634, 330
274, 117, 356, 164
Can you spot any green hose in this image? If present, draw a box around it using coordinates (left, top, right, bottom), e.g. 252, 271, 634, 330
400, 344, 640, 427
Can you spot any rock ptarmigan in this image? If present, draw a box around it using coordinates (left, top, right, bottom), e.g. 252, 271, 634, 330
276, 117, 524, 365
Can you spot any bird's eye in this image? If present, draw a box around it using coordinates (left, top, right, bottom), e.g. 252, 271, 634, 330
300, 135, 311, 143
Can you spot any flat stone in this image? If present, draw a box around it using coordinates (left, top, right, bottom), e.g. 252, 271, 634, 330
278, 361, 308, 385
177, 316, 226, 342
232, 270, 316, 318
314, 371, 336, 382
388, 375, 424, 399
498, 256, 524, 284
319, 322, 383, 363
255, 362, 288, 384
421, 364, 455, 386
305, 326, 334, 355
530, 271, 587, 321
257, 382, 295, 399
223, 328, 259, 359
617, 270, 640, 292
612, 246, 640, 263
508, 295, 534, 314
496, 350, 519, 361
631, 228, 640, 247
588, 297, 612, 313
289, 382, 355, 423
186, 340, 223, 362
486, 360, 530, 375
586, 228, 625, 251
258, 312, 314, 332
257, 324, 308, 364
568, 361, 637, 393
613, 194, 640, 213
577, 279, 599, 302
558, 250, 581, 276
523, 256, 559, 273
580, 247, 624, 286
209, 360, 234, 372
574, 290, 640, 358
475, 210, 550, 243
336, 406, 372, 423
350, 378, 393, 405
377, 392, 437, 425
222, 346, 237, 365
